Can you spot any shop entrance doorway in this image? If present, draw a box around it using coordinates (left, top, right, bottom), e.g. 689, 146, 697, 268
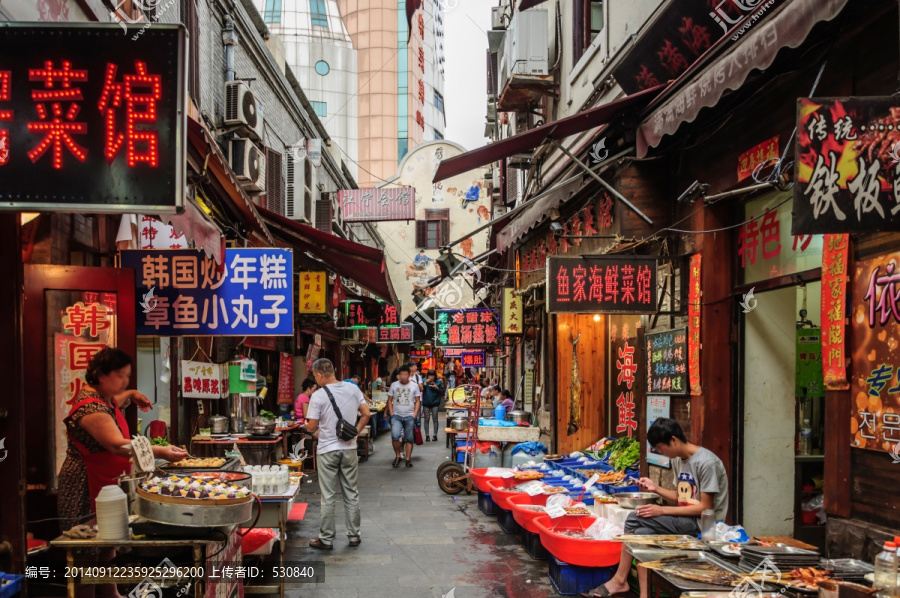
22, 264, 136, 542
740, 281, 826, 546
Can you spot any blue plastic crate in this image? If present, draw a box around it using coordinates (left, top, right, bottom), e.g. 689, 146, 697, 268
548, 556, 616, 596
456, 450, 466, 463
0, 573, 23, 598
478, 490, 498, 516
496, 508, 522, 535
523, 529, 549, 560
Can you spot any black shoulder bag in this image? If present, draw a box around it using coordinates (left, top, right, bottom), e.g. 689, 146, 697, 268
323, 386, 359, 441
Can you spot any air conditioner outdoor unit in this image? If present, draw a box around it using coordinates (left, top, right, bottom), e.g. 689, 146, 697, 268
285, 152, 316, 223
224, 82, 265, 140
229, 138, 266, 192
340, 329, 360, 344
500, 9, 548, 91
486, 103, 497, 123
491, 5, 505, 30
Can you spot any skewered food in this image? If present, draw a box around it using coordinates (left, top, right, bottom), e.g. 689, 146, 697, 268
786, 568, 831, 590
564, 506, 592, 515
513, 471, 545, 480
168, 457, 226, 468
575, 470, 626, 483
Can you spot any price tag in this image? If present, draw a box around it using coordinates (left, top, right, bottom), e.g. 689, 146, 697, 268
543, 504, 566, 519
523, 482, 544, 496
499, 470, 515, 479
130, 436, 155, 472
583, 474, 600, 490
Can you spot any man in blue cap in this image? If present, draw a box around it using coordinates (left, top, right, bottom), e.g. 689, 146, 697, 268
586, 418, 728, 598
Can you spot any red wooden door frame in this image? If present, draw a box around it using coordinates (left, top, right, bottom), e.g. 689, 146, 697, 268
22, 264, 135, 545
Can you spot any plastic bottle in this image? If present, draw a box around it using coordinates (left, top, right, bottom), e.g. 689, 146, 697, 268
494, 404, 507, 421
700, 508, 717, 540
799, 420, 812, 455
874, 541, 897, 596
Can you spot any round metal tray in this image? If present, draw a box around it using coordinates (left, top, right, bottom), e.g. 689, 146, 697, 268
134, 494, 253, 527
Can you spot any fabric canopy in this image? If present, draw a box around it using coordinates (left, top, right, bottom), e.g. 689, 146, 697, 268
518, 0, 549, 10
433, 85, 662, 183
496, 176, 585, 253
637, 0, 848, 157
258, 207, 399, 308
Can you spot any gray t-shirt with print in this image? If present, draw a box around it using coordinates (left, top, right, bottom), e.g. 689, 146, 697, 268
671, 447, 729, 522
388, 381, 421, 418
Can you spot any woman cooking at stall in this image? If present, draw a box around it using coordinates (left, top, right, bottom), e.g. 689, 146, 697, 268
58, 347, 187, 528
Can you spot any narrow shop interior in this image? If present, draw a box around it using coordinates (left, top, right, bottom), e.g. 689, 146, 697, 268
742, 280, 825, 546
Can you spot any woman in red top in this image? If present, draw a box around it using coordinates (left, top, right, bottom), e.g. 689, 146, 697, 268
294, 379, 317, 424
58, 348, 186, 597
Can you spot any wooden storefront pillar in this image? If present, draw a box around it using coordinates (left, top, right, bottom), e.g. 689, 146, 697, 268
688, 202, 735, 517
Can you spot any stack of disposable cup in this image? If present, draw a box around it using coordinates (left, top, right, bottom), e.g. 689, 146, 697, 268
96, 485, 130, 540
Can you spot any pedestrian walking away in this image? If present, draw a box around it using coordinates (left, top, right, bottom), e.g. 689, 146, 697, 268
421, 369, 443, 441
302, 358, 371, 550
387, 364, 421, 467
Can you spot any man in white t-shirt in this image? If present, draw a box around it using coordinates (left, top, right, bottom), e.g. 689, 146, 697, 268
388, 364, 421, 468
407, 361, 424, 428
304, 358, 371, 550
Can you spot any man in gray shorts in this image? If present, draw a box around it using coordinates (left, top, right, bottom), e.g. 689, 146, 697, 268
586, 418, 728, 598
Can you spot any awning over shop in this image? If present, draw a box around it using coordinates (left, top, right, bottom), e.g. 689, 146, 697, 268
432, 85, 662, 183
187, 116, 275, 246
258, 207, 399, 308
636, 0, 849, 157
518, 0, 549, 11
496, 176, 585, 253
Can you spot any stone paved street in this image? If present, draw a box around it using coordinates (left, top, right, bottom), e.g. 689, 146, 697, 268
283, 415, 560, 598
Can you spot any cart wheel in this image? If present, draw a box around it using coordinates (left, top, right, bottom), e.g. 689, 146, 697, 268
437, 463, 466, 495
436, 460, 458, 478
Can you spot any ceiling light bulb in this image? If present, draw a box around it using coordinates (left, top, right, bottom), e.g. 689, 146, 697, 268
593, 314, 601, 322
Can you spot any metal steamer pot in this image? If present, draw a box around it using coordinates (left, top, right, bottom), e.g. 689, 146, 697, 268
504, 410, 531, 424
449, 417, 468, 431
208, 415, 229, 434
248, 416, 276, 436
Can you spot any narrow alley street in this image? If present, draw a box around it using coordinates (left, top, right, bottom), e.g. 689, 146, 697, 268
284, 415, 558, 598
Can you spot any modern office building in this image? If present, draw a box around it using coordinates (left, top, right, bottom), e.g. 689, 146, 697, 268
336, 0, 446, 186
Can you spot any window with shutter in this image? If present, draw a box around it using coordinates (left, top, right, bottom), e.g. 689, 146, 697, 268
415, 220, 428, 248
420, 209, 450, 249
265, 148, 284, 214
315, 199, 332, 233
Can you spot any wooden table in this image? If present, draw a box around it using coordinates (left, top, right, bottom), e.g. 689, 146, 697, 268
50, 522, 237, 598
191, 435, 281, 465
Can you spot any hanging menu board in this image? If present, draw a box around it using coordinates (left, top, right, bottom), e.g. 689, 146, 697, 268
645, 328, 688, 396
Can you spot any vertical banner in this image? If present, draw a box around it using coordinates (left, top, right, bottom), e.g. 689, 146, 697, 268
821, 234, 849, 390
277, 352, 294, 405
298, 271, 327, 314
851, 251, 900, 452
610, 320, 643, 438
688, 254, 702, 395
501, 288, 523, 335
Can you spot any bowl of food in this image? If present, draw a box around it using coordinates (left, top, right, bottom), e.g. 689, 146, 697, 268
615, 492, 659, 509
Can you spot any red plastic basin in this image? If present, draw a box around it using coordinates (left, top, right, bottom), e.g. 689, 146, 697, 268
533, 514, 622, 568
469, 468, 503, 494
508, 493, 550, 533
486, 477, 524, 511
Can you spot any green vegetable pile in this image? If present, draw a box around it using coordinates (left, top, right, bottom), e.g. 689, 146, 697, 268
150, 436, 169, 446
613, 440, 640, 471
259, 410, 276, 420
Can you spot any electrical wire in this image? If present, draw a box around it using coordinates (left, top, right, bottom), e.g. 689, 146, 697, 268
655, 196, 791, 235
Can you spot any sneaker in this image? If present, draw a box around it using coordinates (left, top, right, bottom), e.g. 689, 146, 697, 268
432, 435, 437, 441
425, 436, 431, 442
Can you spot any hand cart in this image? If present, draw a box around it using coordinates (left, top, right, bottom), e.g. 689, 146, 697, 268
436, 384, 481, 494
